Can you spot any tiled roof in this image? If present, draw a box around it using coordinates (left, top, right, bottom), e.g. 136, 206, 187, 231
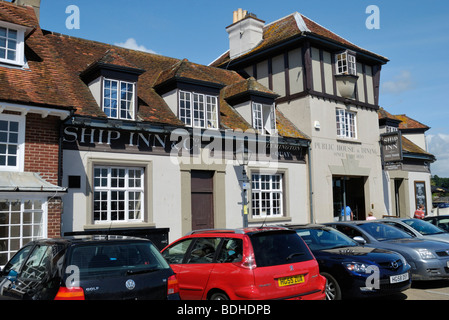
0, 1, 307, 140
395, 114, 429, 131
211, 12, 388, 67
222, 77, 278, 100
0, 1, 78, 110
0, 0, 37, 29
401, 135, 434, 158
378, 108, 429, 131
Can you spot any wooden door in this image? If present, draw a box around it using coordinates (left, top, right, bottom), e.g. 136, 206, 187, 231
191, 171, 214, 230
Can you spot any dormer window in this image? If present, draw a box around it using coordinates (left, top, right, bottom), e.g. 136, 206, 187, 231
103, 78, 135, 120
336, 51, 356, 76
252, 102, 276, 134
80, 49, 145, 121
179, 91, 218, 129
0, 23, 25, 66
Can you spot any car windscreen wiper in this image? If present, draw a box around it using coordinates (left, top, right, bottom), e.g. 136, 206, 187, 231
126, 267, 160, 275
286, 252, 305, 261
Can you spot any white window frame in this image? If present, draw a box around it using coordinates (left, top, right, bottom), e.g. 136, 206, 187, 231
178, 90, 218, 129
336, 51, 357, 76
336, 108, 357, 139
0, 22, 26, 67
252, 102, 276, 135
93, 166, 144, 224
0, 197, 47, 266
0, 114, 25, 172
103, 78, 136, 120
251, 173, 283, 218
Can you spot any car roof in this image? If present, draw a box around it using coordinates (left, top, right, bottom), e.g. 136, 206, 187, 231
185, 226, 291, 236
281, 223, 331, 230
29, 235, 151, 246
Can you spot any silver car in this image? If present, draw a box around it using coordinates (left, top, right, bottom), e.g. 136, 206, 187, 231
379, 218, 449, 243
326, 221, 449, 281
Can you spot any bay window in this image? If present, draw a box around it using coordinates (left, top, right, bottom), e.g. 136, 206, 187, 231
336, 51, 357, 76
0, 198, 45, 266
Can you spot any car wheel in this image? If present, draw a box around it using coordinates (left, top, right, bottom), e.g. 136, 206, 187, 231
321, 272, 342, 300
209, 292, 229, 300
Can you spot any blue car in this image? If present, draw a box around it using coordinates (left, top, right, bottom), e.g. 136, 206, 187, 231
286, 224, 411, 300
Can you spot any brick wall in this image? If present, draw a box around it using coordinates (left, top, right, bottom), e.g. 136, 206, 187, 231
24, 113, 63, 237
24, 113, 61, 185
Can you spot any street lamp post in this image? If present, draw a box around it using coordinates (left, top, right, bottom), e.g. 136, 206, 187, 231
236, 145, 251, 228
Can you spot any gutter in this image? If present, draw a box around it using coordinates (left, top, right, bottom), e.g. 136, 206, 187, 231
307, 140, 314, 223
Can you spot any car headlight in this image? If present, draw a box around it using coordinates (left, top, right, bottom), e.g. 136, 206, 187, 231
417, 248, 436, 260
345, 263, 369, 274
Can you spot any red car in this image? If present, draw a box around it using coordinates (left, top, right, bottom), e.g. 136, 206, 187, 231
161, 227, 326, 300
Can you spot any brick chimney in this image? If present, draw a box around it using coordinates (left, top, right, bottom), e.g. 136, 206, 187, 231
12, 0, 41, 22
226, 9, 265, 59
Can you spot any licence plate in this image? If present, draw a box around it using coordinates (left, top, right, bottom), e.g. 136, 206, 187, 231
390, 272, 409, 284
278, 274, 304, 287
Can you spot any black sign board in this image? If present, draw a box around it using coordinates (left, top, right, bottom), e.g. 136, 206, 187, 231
380, 131, 402, 162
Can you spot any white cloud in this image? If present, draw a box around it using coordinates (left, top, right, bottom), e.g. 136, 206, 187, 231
381, 70, 414, 94
114, 38, 156, 54
427, 133, 449, 177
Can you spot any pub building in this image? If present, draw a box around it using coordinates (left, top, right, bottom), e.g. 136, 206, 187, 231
49, 18, 310, 243
211, 9, 435, 222
0, 1, 435, 258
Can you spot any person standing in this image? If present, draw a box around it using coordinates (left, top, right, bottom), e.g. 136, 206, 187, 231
341, 205, 353, 221
414, 204, 425, 219
366, 212, 376, 220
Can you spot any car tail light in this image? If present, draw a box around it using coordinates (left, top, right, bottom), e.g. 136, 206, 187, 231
167, 274, 179, 295
54, 287, 85, 300
235, 240, 257, 270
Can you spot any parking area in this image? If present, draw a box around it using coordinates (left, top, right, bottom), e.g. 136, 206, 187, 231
383, 280, 449, 300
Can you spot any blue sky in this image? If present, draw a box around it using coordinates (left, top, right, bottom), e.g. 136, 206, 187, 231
36, 0, 449, 176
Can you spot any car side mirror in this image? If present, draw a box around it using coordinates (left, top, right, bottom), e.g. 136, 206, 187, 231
6, 270, 18, 283
353, 236, 366, 245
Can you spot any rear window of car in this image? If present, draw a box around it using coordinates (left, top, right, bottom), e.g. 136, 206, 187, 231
68, 241, 170, 279
249, 231, 314, 267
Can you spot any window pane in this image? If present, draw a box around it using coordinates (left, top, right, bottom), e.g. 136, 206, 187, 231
7, 29, 17, 40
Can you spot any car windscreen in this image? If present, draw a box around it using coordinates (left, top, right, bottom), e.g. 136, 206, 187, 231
358, 223, 412, 241
249, 231, 314, 267
68, 241, 170, 279
403, 219, 447, 235
296, 228, 358, 250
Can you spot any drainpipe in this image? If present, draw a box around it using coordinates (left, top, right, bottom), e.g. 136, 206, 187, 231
307, 141, 314, 223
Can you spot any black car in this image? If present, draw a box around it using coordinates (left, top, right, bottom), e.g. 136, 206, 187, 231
423, 215, 449, 232
286, 224, 411, 300
0, 236, 180, 300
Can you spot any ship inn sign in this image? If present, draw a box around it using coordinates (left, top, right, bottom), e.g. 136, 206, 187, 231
380, 131, 403, 164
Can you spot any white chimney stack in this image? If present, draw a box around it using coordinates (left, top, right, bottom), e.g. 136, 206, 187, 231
226, 9, 264, 59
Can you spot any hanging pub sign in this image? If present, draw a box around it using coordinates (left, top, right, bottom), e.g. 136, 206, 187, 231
380, 131, 402, 163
